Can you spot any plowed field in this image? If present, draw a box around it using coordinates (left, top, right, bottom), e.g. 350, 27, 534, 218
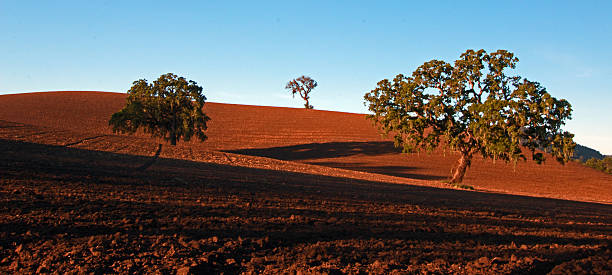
0, 91, 610, 274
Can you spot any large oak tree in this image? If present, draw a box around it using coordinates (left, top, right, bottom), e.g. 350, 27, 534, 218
109, 73, 210, 146
364, 49, 575, 184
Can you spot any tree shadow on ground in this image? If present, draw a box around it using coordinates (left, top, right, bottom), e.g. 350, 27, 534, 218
227, 141, 447, 180
306, 161, 446, 180
227, 141, 401, 161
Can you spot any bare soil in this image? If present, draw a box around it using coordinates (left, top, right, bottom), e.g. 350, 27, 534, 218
0, 91, 611, 274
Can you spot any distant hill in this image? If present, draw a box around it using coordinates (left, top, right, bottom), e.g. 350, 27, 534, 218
574, 144, 605, 161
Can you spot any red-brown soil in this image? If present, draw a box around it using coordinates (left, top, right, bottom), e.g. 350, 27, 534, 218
0, 91, 611, 274
1, 91, 610, 203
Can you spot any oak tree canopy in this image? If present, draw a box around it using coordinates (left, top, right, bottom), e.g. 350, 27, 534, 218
364, 49, 575, 184
109, 73, 210, 146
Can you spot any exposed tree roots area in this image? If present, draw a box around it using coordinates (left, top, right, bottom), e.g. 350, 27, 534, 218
1, 137, 611, 274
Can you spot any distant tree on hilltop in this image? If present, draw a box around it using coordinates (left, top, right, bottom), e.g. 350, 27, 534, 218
109, 73, 210, 146
286, 76, 317, 109
364, 49, 575, 184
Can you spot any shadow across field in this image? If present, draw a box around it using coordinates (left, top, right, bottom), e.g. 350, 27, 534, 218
227, 141, 447, 180
227, 141, 401, 160
1, 138, 611, 273
2, 138, 610, 214
306, 161, 446, 180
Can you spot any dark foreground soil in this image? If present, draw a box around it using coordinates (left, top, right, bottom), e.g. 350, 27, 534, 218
0, 92, 611, 274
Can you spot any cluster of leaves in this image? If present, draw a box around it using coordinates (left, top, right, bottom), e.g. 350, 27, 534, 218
109, 73, 210, 145
364, 49, 575, 181
582, 157, 612, 174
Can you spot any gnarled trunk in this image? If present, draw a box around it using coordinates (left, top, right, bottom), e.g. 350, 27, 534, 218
449, 152, 473, 184
304, 97, 312, 109
170, 113, 177, 145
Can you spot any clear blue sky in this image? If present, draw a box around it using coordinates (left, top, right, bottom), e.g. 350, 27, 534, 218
1, 1, 611, 154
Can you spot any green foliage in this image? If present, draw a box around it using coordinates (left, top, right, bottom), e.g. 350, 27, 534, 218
364, 49, 575, 183
286, 76, 317, 109
583, 157, 612, 174
109, 73, 210, 145
450, 183, 475, 190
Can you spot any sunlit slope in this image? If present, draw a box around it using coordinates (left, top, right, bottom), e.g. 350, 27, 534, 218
0, 91, 380, 149
1, 91, 610, 203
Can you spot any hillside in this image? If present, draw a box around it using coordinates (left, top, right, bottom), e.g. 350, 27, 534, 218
1, 91, 611, 273
0, 91, 610, 203
574, 144, 605, 160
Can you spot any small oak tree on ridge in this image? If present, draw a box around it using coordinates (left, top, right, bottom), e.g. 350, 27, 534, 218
286, 76, 318, 109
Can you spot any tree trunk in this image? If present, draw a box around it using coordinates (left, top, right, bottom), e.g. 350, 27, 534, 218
170, 114, 177, 146
170, 134, 176, 146
449, 152, 472, 184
